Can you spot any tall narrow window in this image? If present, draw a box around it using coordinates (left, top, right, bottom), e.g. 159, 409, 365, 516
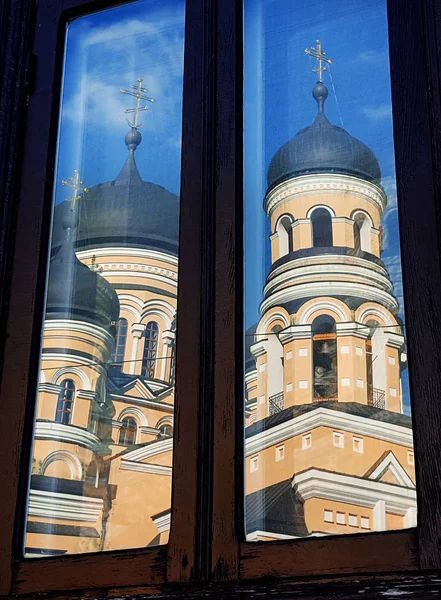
111, 318, 128, 365
311, 208, 333, 247
55, 379, 75, 424
118, 417, 137, 445
312, 316, 337, 401
276, 215, 293, 257
142, 321, 159, 379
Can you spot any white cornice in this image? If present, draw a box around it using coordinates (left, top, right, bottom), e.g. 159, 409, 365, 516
245, 370, 258, 385
76, 247, 178, 267
43, 319, 114, 349
120, 460, 172, 476
245, 407, 413, 456
246, 530, 297, 541
260, 281, 399, 316
152, 511, 171, 533
269, 254, 388, 281
336, 322, 371, 339
35, 421, 101, 451
38, 382, 62, 394
122, 437, 173, 462
96, 265, 177, 287
265, 173, 387, 217
250, 340, 268, 358
293, 468, 416, 514
28, 489, 103, 522
279, 324, 312, 343
110, 394, 174, 414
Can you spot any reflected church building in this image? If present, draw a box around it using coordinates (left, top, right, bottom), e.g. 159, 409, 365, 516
244, 44, 416, 540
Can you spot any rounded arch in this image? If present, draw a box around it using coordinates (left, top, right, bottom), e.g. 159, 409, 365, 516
310, 207, 333, 247
111, 317, 128, 365
118, 416, 138, 445
275, 214, 294, 258
41, 451, 82, 480
306, 204, 336, 219
297, 298, 350, 325
256, 308, 290, 336
118, 304, 141, 322
351, 209, 373, 227
155, 416, 174, 429
356, 304, 396, 328
117, 406, 148, 427
53, 367, 90, 390
352, 210, 372, 254
141, 300, 175, 330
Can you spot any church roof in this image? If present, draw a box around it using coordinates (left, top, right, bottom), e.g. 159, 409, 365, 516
51, 127, 180, 256
267, 82, 381, 191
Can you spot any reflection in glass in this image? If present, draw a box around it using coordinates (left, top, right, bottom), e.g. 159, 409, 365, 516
244, 0, 417, 542
25, 0, 184, 556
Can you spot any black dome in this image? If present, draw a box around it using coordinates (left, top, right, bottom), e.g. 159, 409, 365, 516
47, 209, 120, 331
267, 83, 381, 190
52, 129, 180, 256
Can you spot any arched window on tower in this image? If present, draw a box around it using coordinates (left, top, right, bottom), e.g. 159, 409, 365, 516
312, 315, 338, 401
311, 207, 333, 247
141, 321, 159, 379
276, 215, 293, 257
353, 213, 371, 255
55, 379, 75, 424
366, 319, 386, 409
111, 318, 128, 366
158, 423, 173, 439
118, 417, 137, 445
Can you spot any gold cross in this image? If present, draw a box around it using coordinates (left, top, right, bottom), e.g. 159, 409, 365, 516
120, 78, 155, 129
62, 170, 87, 208
305, 40, 332, 83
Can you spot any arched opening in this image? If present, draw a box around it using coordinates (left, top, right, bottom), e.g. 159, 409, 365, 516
276, 216, 293, 257
111, 318, 128, 366
366, 319, 386, 408
55, 379, 75, 424
118, 416, 137, 445
141, 321, 159, 379
158, 423, 173, 438
267, 325, 284, 414
353, 213, 371, 254
312, 315, 337, 401
311, 208, 333, 247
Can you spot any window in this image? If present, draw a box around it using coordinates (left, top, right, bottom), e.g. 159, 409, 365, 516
250, 456, 259, 472
353, 437, 364, 453
324, 509, 333, 523
2, 0, 441, 595
111, 318, 128, 365
312, 315, 337, 401
158, 423, 173, 439
311, 207, 333, 247
55, 379, 75, 424
408, 451, 415, 466
141, 321, 159, 379
333, 432, 344, 448
360, 516, 370, 530
118, 417, 137, 446
336, 512, 346, 525
348, 514, 358, 528
275, 445, 285, 461
302, 434, 312, 450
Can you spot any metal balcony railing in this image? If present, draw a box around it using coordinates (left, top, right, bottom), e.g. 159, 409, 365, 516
269, 392, 284, 415
368, 387, 386, 409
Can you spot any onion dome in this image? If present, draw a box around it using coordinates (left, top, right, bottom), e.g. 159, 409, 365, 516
267, 82, 381, 191
51, 127, 179, 256
46, 202, 120, 330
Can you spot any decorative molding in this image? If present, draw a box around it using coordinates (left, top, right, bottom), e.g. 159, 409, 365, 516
35, 421, 100, 452
120, 461, 172, 476
306, 204, 336, 218
152, 511, 171, 533
250, 340, 268, 358
245, 370, 258, 385
336, 322, 371, 340
109, 393, 174, 414
298, 299, 350, 325
246, 530, 297, 541
97, 265, 178, 287
76, 390, 98, 401
122, 437, 173, 462
43, 319, 114, 350
265, 173, 387, 217
28, 489, 103, 522
38, 382, 62, 395
293, 468, 416, 515
51, 366, 92, 390
117, 406, 148, 427
245, 407, 414, 456
279, 324, 312, 343
76, 247, 178, 267
367, 451, 415, 487
41, 451, 83, 480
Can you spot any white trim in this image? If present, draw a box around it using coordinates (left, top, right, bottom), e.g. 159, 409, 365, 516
28, 489, 102, 522
76, 247, 178, 267
279, 324, 312, 343
122, 437, 173, 462
35, 421, 100, 451
357, 306, 397, 328
245, 530, 297, 541
41, 450, 83, 479
98, 268, 177, 287
152, 511, 171, 533
120, 461, 172, 476
43, 319, 114, 349
367, 451, 415, 487
117, 406, 148, 427
245, 370, 258, 385
256, 311, 290, 335
307, 204, 336, 218
245, 407, 413, 456
51, 367, 91, 390
109, 393, 174, 414
260, 281, 399, 316
155, 416, 174, 429
293, 469, 416, 514
299, 301, 349, 325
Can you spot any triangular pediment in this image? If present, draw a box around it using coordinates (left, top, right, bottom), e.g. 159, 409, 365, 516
120, 378, 155, 400
365, 451, 414, 488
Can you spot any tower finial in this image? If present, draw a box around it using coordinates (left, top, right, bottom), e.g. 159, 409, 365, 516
62, 169, 88, 212
120, 78, 155, 129
305, 40, 332, 83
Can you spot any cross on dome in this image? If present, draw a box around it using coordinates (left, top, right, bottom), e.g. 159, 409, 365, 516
305, 40, 332, 83
120, 78, 155, 129
62, 169, 87, 208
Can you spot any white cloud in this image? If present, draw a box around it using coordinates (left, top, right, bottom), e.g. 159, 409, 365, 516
381, 175, 398, 251
357, 50, 386, 65
382, 254, 404, 311
361, 104, 392, 120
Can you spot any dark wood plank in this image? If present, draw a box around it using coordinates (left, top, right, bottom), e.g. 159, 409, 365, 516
211, 0, 243, 582
13, 547, 166, 595
240, 530, 419, 579
388, 0, 441, 570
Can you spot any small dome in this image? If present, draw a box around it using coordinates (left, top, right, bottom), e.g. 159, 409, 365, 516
52, 128, 180, 256
267, 83, 381, 190
46, 208, 119, 331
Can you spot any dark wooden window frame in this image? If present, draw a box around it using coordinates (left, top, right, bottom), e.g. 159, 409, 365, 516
1, 0, 441, 598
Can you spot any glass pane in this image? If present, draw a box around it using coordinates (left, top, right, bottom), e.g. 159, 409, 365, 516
24, 0, 184, 556
244, 0, 417, 541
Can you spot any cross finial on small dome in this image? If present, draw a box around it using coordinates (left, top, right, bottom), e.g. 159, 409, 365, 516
305, 40, 332, 83
120, 77, 155, 129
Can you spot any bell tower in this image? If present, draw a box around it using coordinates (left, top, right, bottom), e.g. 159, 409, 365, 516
248, 42, 406, 422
